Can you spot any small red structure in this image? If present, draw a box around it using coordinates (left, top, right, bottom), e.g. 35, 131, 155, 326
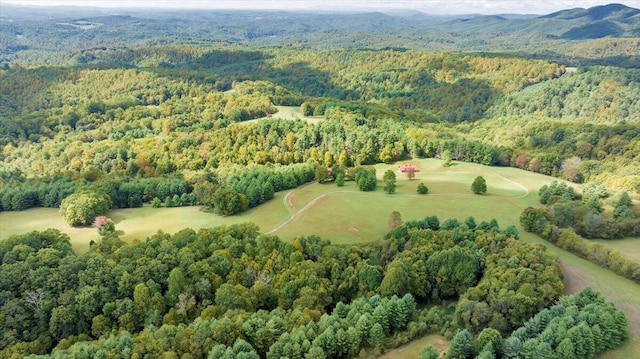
398, 164, 418, 172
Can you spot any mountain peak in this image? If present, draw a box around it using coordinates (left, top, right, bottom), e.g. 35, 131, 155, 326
541, 3, 640, 21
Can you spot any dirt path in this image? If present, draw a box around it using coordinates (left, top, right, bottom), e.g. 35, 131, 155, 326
489, 169, 531, 199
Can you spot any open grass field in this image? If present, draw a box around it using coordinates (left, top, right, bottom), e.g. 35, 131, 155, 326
241, 105, 323, 125
592, 237, 640, 263
1, 158, 639, 358
270, 159, 544, 243
0, 191, 292, 254
374, 334, 449, 359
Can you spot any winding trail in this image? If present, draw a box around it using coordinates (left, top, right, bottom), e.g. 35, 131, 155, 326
268, 188, 361, 234
267, 171, 530, 234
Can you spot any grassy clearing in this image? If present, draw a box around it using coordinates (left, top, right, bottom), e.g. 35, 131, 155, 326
592, 237, 640, 263
271, 159, 640, 358
241, 105, 323, 125
374, 334, 449, 359
272, 159, 547, 243
0, 190, 291, 254
0, 208, 101, 254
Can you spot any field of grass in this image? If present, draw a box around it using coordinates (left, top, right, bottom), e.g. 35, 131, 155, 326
271, 159, 545, 243
241, 105, 323, 125
0, 191, 292, 253
592, 237, 640, 263
1, 158, 639, 358
375, 334, 449, 359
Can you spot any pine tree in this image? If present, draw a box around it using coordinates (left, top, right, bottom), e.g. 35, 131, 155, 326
556, 338, 576, 359
373, 305, 390, 335
447, 330, 474, 359
369, 323, 385, 350
502, 337, 523, 359
419, 345, 440, 359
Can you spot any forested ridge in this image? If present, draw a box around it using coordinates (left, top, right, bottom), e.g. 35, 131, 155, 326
2, 47, 640, 201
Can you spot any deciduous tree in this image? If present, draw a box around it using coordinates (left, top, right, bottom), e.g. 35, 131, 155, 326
471, 176, 487, 195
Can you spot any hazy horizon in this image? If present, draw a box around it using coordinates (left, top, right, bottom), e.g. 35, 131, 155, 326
4, 0, 640, 15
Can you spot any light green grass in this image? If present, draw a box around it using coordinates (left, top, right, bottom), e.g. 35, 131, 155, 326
592, 237, 640, 263
374, 334, 449, 359
272, 159, 546, 243
241, 105, 323, 125
0, 208, 101, 254
0, 191, 291, 254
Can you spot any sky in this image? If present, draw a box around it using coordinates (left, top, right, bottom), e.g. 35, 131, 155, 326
3, 0, 640, 15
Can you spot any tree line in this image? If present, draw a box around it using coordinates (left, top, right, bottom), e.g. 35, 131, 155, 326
520, 181, 640, 284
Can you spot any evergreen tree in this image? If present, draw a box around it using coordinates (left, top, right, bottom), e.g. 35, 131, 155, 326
417, 182, 429, 194
447, 329, 474, 359
368, 323, 385, 350
556, 338, 576, 359
419, 345, 439, 359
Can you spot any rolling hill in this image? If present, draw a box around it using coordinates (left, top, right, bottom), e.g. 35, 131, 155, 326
1, 3, 639, 66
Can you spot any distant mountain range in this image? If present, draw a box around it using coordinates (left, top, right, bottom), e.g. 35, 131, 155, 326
1, 3, 639, 65
445, 3, 640, 39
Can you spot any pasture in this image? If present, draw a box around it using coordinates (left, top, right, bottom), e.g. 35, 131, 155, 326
0, 195, 291, 254
375, 334, 449, 359
270, 159, 544, 243
593, 237, 640, 263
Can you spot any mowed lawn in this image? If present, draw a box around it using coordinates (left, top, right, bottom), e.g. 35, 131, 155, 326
272, 159, 544, 243
1, 158, 639, 358
240, 105, 323, 125
592, 237, 640, 263
375, 334, 449, 359
0, 190, 292, 254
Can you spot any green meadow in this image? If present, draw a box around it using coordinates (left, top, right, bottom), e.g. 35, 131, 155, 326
593, 237, 640, 263
375, 334, 449, 359
241, 105, 323, 125
1, 158, 639, 358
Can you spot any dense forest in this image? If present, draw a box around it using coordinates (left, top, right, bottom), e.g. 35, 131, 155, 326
1, 3, 640, 358
1, 219, 567, 357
